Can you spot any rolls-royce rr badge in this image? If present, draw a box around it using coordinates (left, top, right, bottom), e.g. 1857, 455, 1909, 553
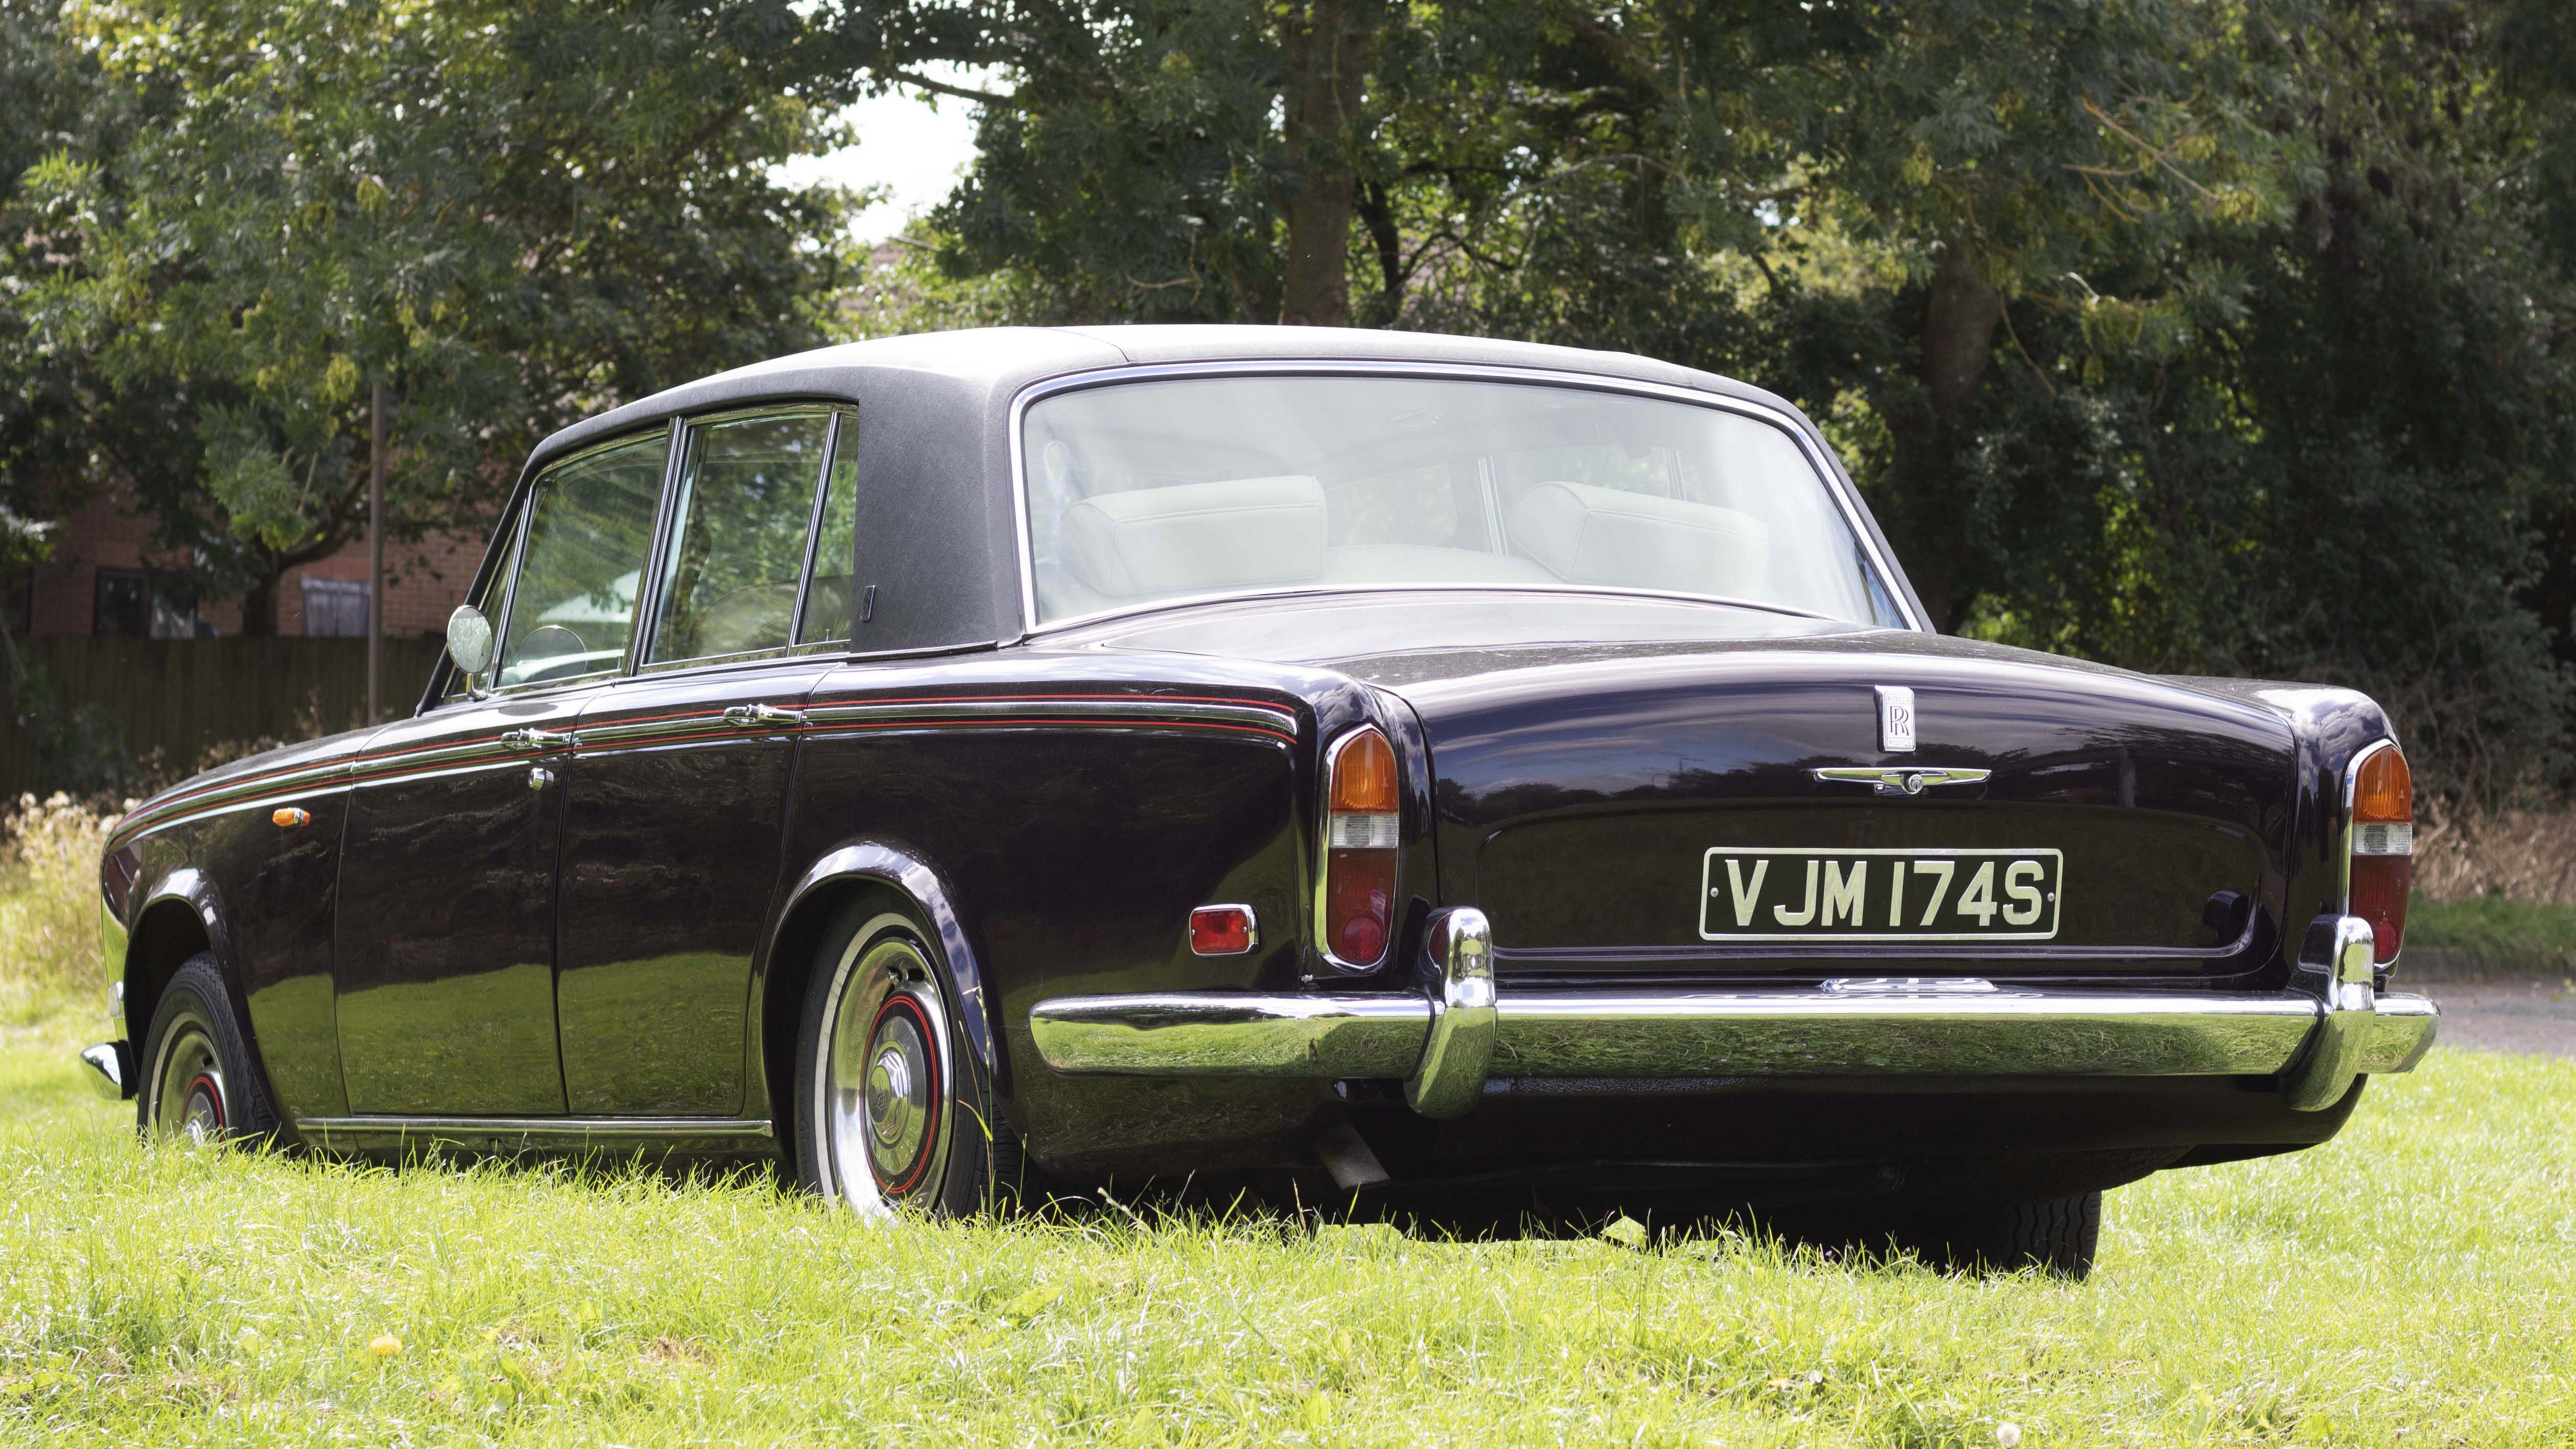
1876, 685, 1916, 753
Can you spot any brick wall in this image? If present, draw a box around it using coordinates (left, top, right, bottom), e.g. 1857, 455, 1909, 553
21, 494, 491, 640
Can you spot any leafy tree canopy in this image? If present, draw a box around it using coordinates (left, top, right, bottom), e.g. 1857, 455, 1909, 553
840, 0, 2576, 792
4, 0, 859, 631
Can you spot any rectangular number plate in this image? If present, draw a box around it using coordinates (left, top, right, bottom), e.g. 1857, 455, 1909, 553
1698, 848, 2063, 942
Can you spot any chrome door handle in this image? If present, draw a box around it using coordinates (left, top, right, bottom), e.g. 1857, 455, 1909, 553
500, 727, 573, 750
721, 704, 805, 729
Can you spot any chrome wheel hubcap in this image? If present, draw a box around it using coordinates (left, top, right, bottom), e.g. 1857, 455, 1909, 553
819, 924, 951, 1215
152, 1024, 225, 1146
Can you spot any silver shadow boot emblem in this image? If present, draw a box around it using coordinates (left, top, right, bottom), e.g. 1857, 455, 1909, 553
1811, 766, 1993, 798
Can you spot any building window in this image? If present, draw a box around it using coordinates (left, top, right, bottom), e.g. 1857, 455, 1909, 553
94, 569, 202, 638
300, 577, 370, 638
94, 569, 149, 637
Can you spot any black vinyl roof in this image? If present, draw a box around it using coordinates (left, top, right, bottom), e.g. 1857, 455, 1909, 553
490, 326, 1917, 663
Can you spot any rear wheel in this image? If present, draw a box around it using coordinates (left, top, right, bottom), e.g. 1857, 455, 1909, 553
138, 956, 277, 1145
792, 905, 1023, 1216
1907, 1191, 2102, 1278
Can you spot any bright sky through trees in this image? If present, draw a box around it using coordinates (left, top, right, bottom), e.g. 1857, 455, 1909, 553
774, 64, 990, 242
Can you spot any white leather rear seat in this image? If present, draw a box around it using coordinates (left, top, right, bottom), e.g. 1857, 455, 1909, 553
1508, 482, 1770, 597
1061, 475, 1327, 597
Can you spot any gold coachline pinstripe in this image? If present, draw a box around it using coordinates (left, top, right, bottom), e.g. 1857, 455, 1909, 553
109, 692, 1301, 847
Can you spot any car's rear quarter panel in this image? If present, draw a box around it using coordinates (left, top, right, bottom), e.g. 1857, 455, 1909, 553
780, 649, 1383, 1173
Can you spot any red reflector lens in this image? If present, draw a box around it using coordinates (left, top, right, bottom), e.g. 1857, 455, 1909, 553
1188, 905, 1256, 956
2351, 855, 2410, 964
1325, 849, 1395, 964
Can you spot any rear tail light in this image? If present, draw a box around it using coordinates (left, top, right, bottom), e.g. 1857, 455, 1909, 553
1320, 727, 1399, 968
2346, 743, 2412, 964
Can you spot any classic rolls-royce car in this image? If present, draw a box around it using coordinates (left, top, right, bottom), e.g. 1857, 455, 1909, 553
81, 326, 2435, 1274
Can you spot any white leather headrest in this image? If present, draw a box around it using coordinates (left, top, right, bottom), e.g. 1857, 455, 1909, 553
1061, 475, 1327, 598
1508, 481, 1770, 597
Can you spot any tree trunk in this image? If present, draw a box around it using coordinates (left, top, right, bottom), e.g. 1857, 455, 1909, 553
1355, 177, 1405, 326
1923, 244, 2004, 423
1886, 243, 2006, 630
1277, 0, 1381, 327
238, 568, 280, 637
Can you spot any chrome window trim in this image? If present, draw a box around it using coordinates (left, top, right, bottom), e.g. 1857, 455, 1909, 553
1005, 360, 1931, 639
629, 638, 848, 679
625, 417, 691, 677
1312, 724, 1397, 975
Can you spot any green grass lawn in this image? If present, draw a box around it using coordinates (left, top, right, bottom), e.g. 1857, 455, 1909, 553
2409, 895, 2576, 974
3, 1021, 2572, 1448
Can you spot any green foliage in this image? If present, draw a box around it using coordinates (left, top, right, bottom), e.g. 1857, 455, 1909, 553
0, 794, 119, 1025
845, 0, 2576, 792
1, 0, 858, 631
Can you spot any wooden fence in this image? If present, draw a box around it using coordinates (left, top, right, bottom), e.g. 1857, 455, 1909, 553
0, 637, 448, 798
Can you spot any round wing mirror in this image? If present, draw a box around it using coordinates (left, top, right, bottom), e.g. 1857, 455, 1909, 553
445, 604, 495, 682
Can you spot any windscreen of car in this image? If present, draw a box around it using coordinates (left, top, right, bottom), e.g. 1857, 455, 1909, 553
495, 434, 667, 688
1021, 376, 1907, 628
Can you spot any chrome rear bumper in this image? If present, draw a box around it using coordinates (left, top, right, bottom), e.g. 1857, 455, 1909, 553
1029, 911, 2438, 1117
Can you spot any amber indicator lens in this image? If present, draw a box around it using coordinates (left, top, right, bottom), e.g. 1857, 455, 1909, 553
1188, 905, 1255, 956
2348, 746, 2412, 963
1322, 726, 1400, 967
272, 807, 311, 829
2353, 748, 2412, 824
1328, 729, 1399, 814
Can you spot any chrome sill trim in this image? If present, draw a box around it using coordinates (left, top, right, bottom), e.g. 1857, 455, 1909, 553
1029, 986, 2441, 1085
296, 1116, 774, 1149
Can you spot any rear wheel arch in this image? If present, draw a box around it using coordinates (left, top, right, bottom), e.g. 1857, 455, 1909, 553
758, 844, 1006, 1176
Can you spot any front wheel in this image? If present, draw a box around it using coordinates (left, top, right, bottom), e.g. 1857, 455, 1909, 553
791, 905, 1020, 1216
138, 955, 278, 1145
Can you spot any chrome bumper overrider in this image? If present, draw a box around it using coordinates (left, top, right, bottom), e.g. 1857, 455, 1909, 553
78, 1040, 133, 1102
1028, 911, 2438, 1117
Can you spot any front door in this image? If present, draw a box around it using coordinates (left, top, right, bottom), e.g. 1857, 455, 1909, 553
553, 407, 854, 1115
334, 693, 585, 1113
334, 427, 671, 1115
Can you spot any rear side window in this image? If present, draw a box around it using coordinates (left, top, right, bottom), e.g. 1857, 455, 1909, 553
796, 416, 861, 646
495, 434, 666, 689
648, 412, 832, 663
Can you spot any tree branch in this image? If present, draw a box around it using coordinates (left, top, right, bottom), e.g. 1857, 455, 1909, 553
883, 68, 1020, 110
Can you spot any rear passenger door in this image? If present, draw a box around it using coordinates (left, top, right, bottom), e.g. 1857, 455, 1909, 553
553, 408, 860, 1116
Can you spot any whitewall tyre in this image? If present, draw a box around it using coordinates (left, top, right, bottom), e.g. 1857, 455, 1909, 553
137, 954, 277, 1145
792, 906, 1020, 1216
